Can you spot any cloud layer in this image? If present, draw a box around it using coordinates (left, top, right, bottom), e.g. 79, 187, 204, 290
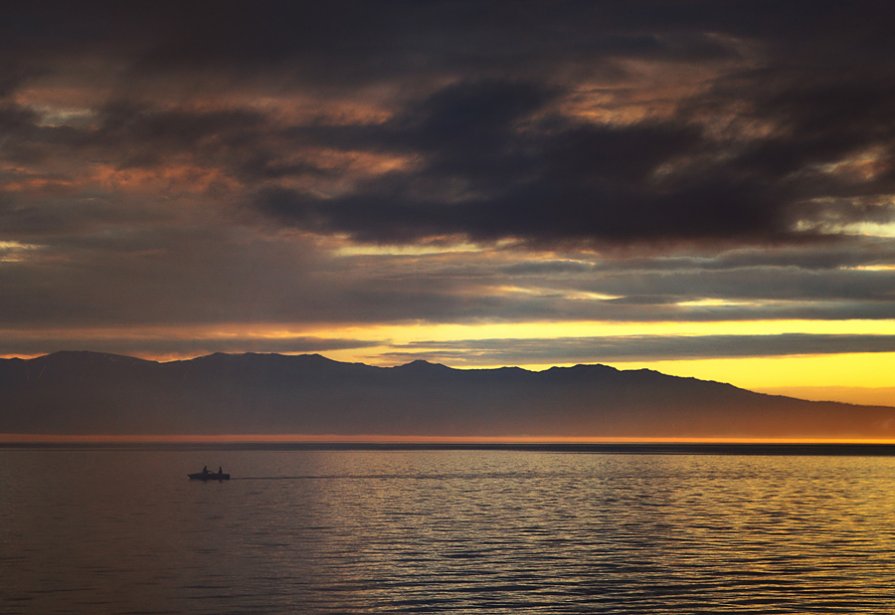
2, 2, 895, 366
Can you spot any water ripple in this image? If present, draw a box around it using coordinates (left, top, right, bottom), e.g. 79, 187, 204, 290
3, 450, 895, 613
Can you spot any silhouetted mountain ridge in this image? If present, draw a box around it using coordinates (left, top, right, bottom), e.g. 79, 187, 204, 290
1, 351, 892, 439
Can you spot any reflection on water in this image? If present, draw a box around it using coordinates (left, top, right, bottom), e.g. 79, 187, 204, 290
2, 449, 895, 613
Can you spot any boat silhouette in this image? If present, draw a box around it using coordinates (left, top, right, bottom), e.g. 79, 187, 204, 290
188, 466, 230, 481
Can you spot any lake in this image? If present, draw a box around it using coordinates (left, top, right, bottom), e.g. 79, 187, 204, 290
3, 446, 895, 613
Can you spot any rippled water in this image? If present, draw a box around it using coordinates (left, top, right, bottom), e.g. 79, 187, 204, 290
3, 448, 895, 613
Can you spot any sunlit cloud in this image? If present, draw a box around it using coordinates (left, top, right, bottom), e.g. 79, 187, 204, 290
0, 239, 41, 263
841, 222, 895, 238
675, 298, 762, 308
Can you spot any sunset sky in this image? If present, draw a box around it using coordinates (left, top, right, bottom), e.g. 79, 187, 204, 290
3, 2, 895, 405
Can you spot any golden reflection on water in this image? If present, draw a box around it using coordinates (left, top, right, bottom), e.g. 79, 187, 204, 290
3, 450, 895, 613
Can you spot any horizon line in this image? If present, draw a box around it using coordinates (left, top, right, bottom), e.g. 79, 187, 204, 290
4, 433, 895, 445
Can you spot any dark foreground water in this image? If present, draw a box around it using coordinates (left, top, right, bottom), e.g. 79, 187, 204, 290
3, 447, 895, 614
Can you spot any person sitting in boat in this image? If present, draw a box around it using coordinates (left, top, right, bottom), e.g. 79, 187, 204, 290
217, 466, 223, 475
202, 465, 209, 475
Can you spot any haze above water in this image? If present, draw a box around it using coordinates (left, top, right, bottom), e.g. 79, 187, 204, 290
3, 448, 895, 614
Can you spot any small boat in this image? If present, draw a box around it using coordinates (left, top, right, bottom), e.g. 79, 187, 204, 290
188, 467, 230, 481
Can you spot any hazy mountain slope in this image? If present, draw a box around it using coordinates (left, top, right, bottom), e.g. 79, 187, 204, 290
1, 351, 893, 439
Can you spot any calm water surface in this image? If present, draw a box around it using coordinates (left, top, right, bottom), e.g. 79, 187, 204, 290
2, 449, 895, 613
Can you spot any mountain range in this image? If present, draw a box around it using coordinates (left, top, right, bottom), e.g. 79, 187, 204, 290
1, 351, 893, 440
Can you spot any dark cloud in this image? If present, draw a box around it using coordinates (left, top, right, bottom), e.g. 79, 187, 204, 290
4, 2, 895, 247
254, 68, 892, 246
226, 3, 895, 247
0, 8, 696, 93
91, 102, 268, 169
589, 268, 895, 302
584, 240, 895, 272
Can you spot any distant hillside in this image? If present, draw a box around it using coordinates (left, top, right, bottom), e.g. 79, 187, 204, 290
1, 351, 894, 439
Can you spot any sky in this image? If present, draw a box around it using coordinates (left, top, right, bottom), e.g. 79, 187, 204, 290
2, 1, 895, 404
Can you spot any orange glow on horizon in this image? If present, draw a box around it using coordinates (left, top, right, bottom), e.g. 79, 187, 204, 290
3, 433, 895, 445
